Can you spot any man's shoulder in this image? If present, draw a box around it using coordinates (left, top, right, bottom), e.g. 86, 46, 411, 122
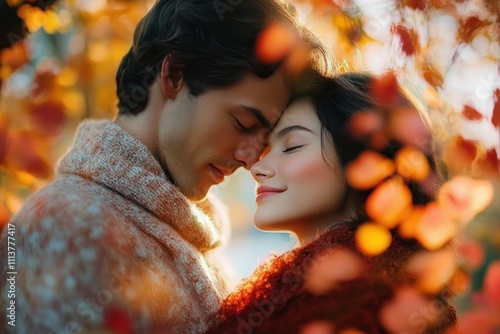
11, 175, 121, 234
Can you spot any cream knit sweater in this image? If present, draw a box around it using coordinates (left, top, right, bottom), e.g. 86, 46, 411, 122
0, 120, 232, 333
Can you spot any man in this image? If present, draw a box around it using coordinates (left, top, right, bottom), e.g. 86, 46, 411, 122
0, 0, 326, 333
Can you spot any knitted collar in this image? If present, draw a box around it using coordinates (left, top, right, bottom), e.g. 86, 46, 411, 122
57, 119, 227, 252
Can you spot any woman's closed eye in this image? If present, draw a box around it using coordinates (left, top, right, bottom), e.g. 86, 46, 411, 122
282, 145, 303, 153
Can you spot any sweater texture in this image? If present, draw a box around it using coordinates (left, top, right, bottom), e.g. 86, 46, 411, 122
206, 225, 457, 334
0, 120, 232, 333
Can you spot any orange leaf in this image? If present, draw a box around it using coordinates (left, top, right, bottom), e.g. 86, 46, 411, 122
370, 71, 399, 105
492, 88, 500, 128
380, 287, 435, 333
399, 205, 425, 238
389, 108, 431, 152
0, 41, 30, 72
393, 25, 418, 56
438, 176, 494, 224
395, 146, 430, 181
474, 149, 500, 178
346, 151, 395, 189
255, 23, 296, 64
421, 64, 444, 88
6, 131, 52, 179
365, 177, 413, 228
462, 105, 483, 121
355, 222, 392, 256
346, 109, 384, 140
415, 203, 456, 250
448, 267, 471, 295
458, 16, 483, 44
407, 249, 456, 293
299, 321, 335, 334
443, 136, 478, 174
0, 116, 9, 164
304, 249, 364, 295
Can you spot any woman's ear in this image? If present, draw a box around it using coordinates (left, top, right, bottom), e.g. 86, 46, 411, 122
160, 55, 184, 99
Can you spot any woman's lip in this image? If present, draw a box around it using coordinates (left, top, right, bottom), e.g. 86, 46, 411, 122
209, 165, 225, 183
256, 190, 284, 202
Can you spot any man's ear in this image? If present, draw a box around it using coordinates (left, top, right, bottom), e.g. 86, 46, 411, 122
161, 55, 184, 99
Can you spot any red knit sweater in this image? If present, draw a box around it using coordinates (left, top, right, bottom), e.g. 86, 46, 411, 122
207, 226, 457, 334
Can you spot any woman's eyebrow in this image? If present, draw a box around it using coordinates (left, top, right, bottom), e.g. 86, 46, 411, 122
274, 125, 313, 139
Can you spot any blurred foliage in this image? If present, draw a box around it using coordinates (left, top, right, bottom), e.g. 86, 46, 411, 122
0, 0, 499, 332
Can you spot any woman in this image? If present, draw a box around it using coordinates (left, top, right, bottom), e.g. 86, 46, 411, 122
206, 72, 457, 334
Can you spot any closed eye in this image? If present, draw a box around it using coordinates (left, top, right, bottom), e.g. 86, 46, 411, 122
282, 145, 303, 153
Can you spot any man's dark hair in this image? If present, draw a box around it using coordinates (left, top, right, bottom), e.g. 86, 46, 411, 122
116, 0, 328, 115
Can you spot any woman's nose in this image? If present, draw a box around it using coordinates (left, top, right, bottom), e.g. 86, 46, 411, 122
250, 156, 275, 181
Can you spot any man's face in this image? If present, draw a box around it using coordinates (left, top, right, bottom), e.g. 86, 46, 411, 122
157, 68, 290, 201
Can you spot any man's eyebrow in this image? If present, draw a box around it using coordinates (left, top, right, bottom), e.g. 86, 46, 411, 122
239, 105, 273, 129
275, 125, 313, 139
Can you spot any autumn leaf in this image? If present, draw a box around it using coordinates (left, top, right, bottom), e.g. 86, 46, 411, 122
458, 16, 484, 44
483, 261, 500, 303
255, 23, 296, 64
473, 149, 500, 178
398, 0, 426, 11
299, 321, 336, 334
370, 71, 399, 105
29, 101, 67, 136
346, 150, 395, 190
462, 105, 483, 121
456, 241, 485, 270
365, 177, 413, 228
389, 108, 431, 152
103, 306, 133, 334
415, 203, 456, 250
437, 176, 494, 225
0, 41, 30, 72
492, 88, 500, 128
393, 24, 419, 56
355, 222, 392, 256
443, 136, 478, 174
380, 287, 435, 333
421, 63, 444, 88
395, 146, 430, 181
0, 116, 9, 164
304, 249, 364, 295
399, 205, 424, 238
407, 249, 457, 293
6, 131, 52, 179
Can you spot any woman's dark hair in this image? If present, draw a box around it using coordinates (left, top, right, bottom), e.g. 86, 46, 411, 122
292, 71, 441, 219
116, 0, 329, 115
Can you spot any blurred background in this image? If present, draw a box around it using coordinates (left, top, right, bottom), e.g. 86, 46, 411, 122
0, 0, 499, 329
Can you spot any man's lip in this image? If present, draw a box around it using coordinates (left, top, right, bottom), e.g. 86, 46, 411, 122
209, 165, 225, 183
209, 164, 233, 183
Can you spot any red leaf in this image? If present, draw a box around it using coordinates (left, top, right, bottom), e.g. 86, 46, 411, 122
393, 25, 418, 56
399, 0, 426, 10
462, 105, 483, 121
458, 16, 483, 43
0, 116, 9, 164
370, 71, 399, 105
103, 307, 133, 334
29, 101, 67, 136
492, 88, 500, 128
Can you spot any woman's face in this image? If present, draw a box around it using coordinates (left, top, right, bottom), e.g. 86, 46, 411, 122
250, 98, 347, 238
